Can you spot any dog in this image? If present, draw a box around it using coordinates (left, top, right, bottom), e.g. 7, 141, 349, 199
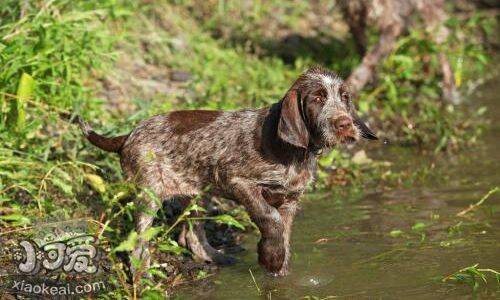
79, 66, 377, 277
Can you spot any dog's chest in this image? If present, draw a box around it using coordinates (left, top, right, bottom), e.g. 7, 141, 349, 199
286, 166, 312, 190
260, 163, 313, 193
260, 167, 311, 206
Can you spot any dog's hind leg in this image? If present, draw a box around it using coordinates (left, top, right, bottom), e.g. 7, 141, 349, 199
130, 192, 160, 280
179, 198, 237, 265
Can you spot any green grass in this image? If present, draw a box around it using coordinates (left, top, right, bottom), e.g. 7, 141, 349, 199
0, 0, 497, 298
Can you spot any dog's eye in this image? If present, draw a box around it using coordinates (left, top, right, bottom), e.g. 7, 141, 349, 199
313, 96, 324, 103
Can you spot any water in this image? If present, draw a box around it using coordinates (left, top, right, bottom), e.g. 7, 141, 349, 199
179, 78, 500, 299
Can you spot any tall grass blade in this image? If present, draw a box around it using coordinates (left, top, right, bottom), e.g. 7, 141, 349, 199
7, 73, 34, 132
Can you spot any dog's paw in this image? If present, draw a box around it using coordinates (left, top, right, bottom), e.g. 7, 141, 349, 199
257, 238, 285, 273
276, 264, 290, 276
265, 262, 289, 277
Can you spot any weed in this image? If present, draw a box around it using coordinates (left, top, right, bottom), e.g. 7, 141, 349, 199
443, 264, 500, 293
0, 0, 497, 298
457, 186, 499, 217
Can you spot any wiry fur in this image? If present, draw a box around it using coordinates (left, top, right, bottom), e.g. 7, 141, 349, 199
79, 67, 377, 277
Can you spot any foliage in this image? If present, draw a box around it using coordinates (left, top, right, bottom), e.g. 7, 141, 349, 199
359, 21, 491, 151
0, 0, 497, 297
443, 264, 500, 293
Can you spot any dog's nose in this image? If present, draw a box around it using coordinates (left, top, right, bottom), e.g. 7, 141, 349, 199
334, 116, 352, 131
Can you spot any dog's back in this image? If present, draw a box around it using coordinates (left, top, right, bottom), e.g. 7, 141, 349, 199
117, 109, 267, 198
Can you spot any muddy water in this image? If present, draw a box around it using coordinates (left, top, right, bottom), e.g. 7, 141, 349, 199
179, 78, 499, 299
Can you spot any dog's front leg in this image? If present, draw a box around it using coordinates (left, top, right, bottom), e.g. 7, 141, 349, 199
277, 199, 299, 276
230, 178, 285, 275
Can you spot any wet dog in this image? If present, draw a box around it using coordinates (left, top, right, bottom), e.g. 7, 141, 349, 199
79, 66, 377, 277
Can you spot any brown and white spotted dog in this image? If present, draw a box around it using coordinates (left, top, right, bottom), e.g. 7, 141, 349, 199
79, 67, 377, 277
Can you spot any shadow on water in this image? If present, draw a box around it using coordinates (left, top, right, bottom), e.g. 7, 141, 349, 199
178, 78, 500, 299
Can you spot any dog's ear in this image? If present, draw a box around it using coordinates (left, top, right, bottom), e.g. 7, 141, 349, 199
278, 89, 310, 148
353, 114, 378, 140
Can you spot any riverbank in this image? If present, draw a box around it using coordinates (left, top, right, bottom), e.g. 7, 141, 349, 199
0, 1, 498, 298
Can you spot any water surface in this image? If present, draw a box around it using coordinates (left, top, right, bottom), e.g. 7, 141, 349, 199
179, 78, 500, 299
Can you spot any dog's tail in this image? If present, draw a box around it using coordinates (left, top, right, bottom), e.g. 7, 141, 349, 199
78, 116, 129, 153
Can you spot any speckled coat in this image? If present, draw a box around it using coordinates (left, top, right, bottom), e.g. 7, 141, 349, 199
79, 67, 377, 277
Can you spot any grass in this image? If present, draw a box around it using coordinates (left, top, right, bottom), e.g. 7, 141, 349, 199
0, 0, 498, 298
457, 186, 499, 217
443, 264, 500, 293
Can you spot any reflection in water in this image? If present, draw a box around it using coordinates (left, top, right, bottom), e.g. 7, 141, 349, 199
180, 78, 500, 299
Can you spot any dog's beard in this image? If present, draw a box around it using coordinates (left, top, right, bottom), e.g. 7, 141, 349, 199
320, 126, 360, 148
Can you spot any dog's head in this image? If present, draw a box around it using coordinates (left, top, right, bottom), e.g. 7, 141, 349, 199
278, 67, 377, 150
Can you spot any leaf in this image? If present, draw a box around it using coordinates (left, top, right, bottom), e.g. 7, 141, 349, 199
190, 203, 207, 212
318, 149, 340, 167
0, 213, 31, 226
130, 256, 143, 269
113, 231, 138, 252
412, 222, 426, 232
196, 270, 208, 279
50, 176, 73, 196
213, 214, 245, 230
384, 76, 398, 104
158, 238, 189, 256
141, 289, 166, 300
389, 230, 404, 238
143, 188, 161, 206
184, 203, 206, 216
53, 168, 72, 182
358, 101, 369, 114
476, 106, 487, 116
454, 57, 463, 87
7, 73, 34, 132
84, 173, 106, 194
147, 268, 168, 280
140, 226, 162, 241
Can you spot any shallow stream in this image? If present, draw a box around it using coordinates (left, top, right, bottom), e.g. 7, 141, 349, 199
180, 77, 499, 299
